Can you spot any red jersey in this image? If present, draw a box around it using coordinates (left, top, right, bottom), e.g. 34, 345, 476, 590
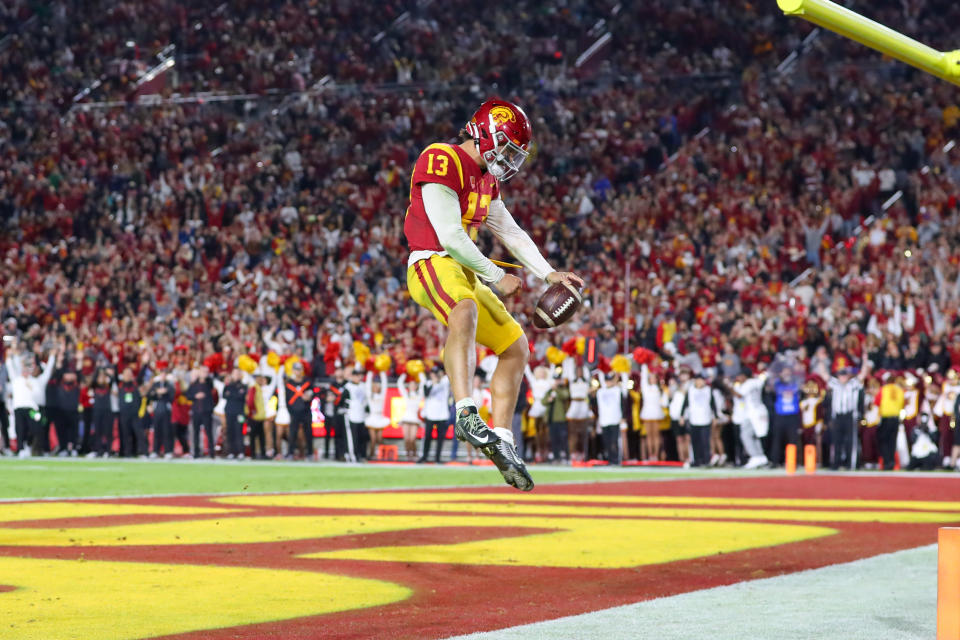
404, 142, 500, 252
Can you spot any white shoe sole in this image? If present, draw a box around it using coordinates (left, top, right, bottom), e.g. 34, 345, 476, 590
482, 436, 534, 492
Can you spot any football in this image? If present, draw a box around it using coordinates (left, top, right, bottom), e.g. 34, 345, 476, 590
533, 281, 582, 329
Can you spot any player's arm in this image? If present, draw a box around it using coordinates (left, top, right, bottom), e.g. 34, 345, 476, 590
484, 198, 553, 281
485, 198, 584, 288
422, 183, 505, 285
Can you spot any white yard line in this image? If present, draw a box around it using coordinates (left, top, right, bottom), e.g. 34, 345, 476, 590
446, 544, 938, 640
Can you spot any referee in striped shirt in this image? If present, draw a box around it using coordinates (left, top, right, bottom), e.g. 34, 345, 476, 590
827, 368, 863, 470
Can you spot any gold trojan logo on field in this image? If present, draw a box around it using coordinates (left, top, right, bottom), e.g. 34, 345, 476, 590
489, 106, 516, 126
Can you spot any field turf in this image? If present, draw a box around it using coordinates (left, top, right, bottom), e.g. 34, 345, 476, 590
0, 458, 700, 499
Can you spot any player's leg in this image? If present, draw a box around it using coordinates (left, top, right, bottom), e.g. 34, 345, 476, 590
408, 256, 501, 451
475, 282, 534, 490
408, 258, 485, 430
489, 336, 527, 430
482, 336, 533, 489
444, 300, 479, 403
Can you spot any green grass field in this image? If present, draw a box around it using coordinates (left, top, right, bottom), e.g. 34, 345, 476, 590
0, 458, 706, 499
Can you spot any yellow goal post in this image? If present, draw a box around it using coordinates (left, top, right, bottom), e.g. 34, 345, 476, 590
777, 0, 960, 86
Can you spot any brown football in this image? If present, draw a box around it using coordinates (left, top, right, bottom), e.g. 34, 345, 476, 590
533, 281, 582, 329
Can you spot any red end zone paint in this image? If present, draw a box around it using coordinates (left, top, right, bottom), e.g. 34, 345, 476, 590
1, 476, 956, 640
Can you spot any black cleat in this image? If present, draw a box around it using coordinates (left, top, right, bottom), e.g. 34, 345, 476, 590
481, 434, 535, 492
454, 407, 500, 448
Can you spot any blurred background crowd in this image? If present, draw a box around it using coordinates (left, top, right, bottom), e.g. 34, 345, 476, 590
2, 0, 960, 469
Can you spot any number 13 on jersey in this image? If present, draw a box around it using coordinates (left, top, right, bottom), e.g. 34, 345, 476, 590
426, 153, 449, 177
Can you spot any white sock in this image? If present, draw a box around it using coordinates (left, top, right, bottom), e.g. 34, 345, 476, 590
455, 398, 477, 414
493, 427, 514, 445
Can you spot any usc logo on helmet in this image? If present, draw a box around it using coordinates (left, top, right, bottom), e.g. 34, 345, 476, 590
489, 106, 516, 126
467, 98, 532, 181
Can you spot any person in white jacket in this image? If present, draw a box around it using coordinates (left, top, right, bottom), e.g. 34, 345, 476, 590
5, 341, 57, 457
419, 369, 451, 463
639, 364, 665, 461
397, 373, 426, 461
733, 370, 770, 469
593, 370, 628, 464
344, 369, 368, 462
681, 373, 717, 467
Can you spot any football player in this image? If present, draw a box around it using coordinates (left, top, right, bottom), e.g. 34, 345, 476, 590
404, 98, 583, 490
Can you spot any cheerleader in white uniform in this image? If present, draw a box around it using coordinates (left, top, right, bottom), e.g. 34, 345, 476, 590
255, 368, 280, 458
212, 376, 226, 455
274, 371, 291, 457
365, 371, 390, 459
397, 373, 425, 461
639, 364, 665, 461
566, 365, 593, 460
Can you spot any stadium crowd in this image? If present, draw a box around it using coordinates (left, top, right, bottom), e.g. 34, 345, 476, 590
2, 0, 960, 470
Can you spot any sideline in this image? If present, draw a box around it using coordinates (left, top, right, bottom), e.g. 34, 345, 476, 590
447, 544, 937, 640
